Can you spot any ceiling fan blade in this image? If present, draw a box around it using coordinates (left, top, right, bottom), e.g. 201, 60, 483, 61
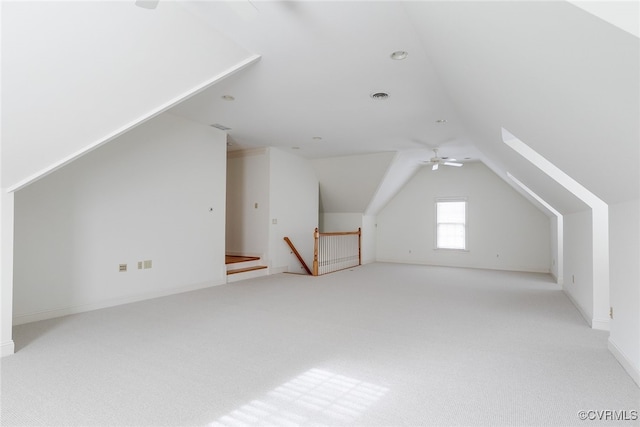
432, 164, 439, 171
444, 162, 463, 167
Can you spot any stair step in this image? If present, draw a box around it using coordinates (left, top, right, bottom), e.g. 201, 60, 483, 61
227, 265, 268, 275
226, 255, 260, 265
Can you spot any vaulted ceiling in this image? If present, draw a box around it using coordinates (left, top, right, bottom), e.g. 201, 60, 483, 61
2, 1, 638, 217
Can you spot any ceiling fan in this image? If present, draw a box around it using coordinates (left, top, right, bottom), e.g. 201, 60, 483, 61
423, 148, 463, 171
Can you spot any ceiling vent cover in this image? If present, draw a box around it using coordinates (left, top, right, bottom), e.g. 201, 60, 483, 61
210, 123, 231, 131
370, 92, 390, 100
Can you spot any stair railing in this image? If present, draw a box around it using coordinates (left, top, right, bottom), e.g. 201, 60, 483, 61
283, 237, 313, 275
313, 227, 361, 276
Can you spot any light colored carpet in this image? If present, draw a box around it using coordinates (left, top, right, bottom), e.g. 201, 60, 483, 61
1, 263, 638, 426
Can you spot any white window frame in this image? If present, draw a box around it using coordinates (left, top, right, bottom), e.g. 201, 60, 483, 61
434, 197, 468, 251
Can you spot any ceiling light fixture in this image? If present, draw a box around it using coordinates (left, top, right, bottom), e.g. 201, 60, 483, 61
292, 146, 300, 150
436, 119, 447, 124
221, 95, 235, 101
390, 51, 408, 60
210, 123, 231, 131
312, 136, 322, 141
370, 92, 390, 100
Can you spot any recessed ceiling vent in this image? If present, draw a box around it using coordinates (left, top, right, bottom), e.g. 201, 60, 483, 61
370, 92, 390, 100
210, 123, 231, 131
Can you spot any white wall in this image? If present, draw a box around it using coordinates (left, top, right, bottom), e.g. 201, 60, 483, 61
608, 199, 640, 385
1, 189, 15, 355
313, 153, 395, 214
268, 148, 319, 274
319, 213, 376, 265
563, 209, 594, 325
320, 213, 363, 233
13, 113, 227, 324
550, 216, 559, 281
361, 215, 377, 265
376, 162, 550, 273
226, 149, 270, 258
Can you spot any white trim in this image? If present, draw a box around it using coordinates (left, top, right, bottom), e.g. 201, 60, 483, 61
608, 339, 640, 388
550, 270, 564, 286
562, 289, 610, 331
12, 279, 226, 326
562, 289, 592, 327
591, 317, 610, 331
270, 266, 289, 274
375, 259, 552, 275
227, 267, 270, 283
7, 54, 261, 193
1, 340, 15, 357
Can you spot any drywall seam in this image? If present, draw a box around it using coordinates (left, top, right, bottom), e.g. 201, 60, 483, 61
7, 54, 261, 193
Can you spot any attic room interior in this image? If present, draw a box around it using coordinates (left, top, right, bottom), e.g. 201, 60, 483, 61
1, 1, 639, 425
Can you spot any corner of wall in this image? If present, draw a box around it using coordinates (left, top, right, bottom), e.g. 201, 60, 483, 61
563, 288, 592, 328
608, 339, 640, 388
1, 340, 15, 358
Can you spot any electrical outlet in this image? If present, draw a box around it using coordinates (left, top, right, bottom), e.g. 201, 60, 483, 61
119, 264, 127, 272
272, 218, 277, 224
144, 260, 152, 269
138, 261, 143, 270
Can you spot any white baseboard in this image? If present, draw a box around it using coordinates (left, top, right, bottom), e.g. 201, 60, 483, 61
562, 289, 592, 327
227, 267, 270, 283
550, 271, 564, 285
562, 289, 610, 331
608, 339, 640, 388
591, 317, 610, 331
375, 259, 551, 274
13, 279, 226, 326
1, 340, 15, 357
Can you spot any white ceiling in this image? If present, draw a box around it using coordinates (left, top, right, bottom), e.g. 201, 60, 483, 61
170, 1, 479, 162
3, 1, 638, 217
169, 0, 639, 215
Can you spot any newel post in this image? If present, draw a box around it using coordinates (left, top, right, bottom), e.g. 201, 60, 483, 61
358, 227, 362, 266
313, 227, 319, 276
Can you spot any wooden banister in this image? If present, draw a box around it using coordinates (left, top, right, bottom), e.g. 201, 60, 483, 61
313, 228, 319, 276
358, 227, 362, 266
317, 230, 360, 236
283, 237, 312, 275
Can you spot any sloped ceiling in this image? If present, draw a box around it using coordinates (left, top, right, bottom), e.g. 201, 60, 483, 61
169, 0, 638, 216
312, 152, 396, 213
3, 1, 637, 219
1, 1, 256, 190
404, 1, 639, 212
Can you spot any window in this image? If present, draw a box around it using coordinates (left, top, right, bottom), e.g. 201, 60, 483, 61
436, 199, 467, 250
